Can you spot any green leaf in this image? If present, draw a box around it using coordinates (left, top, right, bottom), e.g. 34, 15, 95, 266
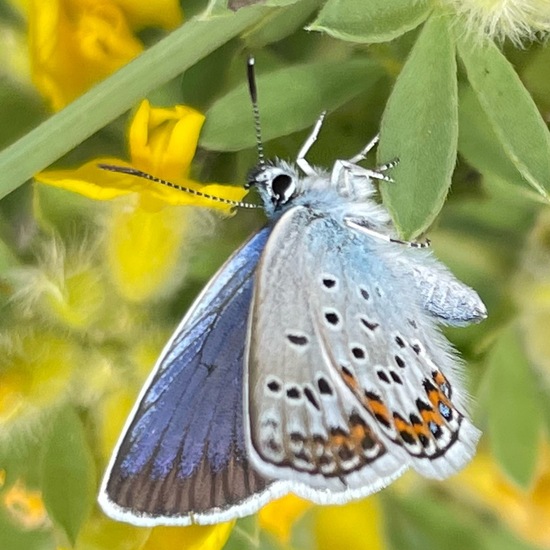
243, 0, 323, 48
522, 46, 550, 113
41, 406, 96, 545
0, 5, 271, 202
486, 324, 543, 488
458, 84, 525, 187
383, 493, 485, 550
201, 58, 383, 151
179, 41, 241, 111
378, 15, 458, 238
539, 384, 550, 439
0, 235, 19, 275
0, 80, 47, 150
485, 525, 544, 550
309, 0, 431, 44
0, 509, 54, 550
457, 35, 550, 201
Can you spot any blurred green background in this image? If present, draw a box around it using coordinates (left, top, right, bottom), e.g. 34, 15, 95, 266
0, 0, 550, 549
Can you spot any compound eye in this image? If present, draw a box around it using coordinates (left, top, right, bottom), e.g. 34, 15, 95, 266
272, 173, 295, 203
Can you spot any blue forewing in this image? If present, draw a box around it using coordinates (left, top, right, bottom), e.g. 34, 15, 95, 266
99, 227, 276, 525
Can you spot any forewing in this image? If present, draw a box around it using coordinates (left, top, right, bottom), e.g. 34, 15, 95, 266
99, 228, 278, 526
246, 208, 479, 502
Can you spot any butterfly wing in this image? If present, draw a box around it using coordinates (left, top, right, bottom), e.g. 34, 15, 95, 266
394, 251, 487, 326
245, 207, 480, 503
99, 227, 280, 526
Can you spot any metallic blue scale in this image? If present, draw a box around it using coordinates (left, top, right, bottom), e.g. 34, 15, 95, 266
103, 227, 275, 520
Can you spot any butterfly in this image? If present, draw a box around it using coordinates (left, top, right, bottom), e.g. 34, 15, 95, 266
98, 58, 487, 526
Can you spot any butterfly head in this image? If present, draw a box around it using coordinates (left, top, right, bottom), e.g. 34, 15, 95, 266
247, 160, 299, 215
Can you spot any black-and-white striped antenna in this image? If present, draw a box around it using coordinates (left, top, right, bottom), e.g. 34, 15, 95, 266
97, 59, 268, 209
247, 56, 266, 169
97, 164, 260, 209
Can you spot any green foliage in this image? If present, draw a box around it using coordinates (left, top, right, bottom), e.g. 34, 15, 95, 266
379, 14, 457, 238
486, 325, 544, 489
457, 36, 550, 199
310, 0, 431, 43
41, 406, 97, 545
201, 59, 383, 150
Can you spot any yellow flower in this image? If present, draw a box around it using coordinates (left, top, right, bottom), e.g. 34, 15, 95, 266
452, 449, 550, 547
36, 100, 247, 302
25, 0, 183, 110
314, 498, 385, 550
142, 523, 235, 550
259, 494, 386, 550
36, 101, 246, 211
68, 512, 149, 549
10, 236, 107, 332
259, 494, 313, 544
3, 479, 50, 530
0, 331, 79, 426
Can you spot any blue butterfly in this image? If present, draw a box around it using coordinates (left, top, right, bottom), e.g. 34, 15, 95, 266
98, 59, 486, 526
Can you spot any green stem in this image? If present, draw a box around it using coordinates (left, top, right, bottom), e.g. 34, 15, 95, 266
0, 5, 270, 201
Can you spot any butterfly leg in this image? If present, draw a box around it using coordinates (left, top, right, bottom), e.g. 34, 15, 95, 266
297, 111, 327, 176
346, 219, 431, 248
331, 161, 392, 202
347, 135, 399, 179
347, 134, 380, 163
334, 159, 395, 187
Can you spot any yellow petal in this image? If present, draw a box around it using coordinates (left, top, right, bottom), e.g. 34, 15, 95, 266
26, 335, 79, 408
114, 0, 183, 30
314, 498, 384, 550
2, 332, 78, 420
0, 368, 29, 424
97, 387, 136, 461
126, 101, 248, 209
3, 479, 50, 530
142, 523, 235, 550
36, 158, 140, 200
44, 267, 106, 330
452, 449, 550, 547
72, 512, 150, 550
106, 203, 189, 302
129, 100, 206, 180
29, 0, 143, 110
147, 182, 248, 211
258, 494, 312, 544
36, 158, 248, 213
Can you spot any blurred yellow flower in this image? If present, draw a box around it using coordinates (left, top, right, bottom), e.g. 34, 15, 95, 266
0, 331, 79, 425
259, 494, 312, 543
453, 449, 550, 547
9, 235, 106, 332
142, 523, 235, 550
259, 494, 385, 550
25, 0, 183, 110
96, 387, 135, 462
3, 479, 50, 530
36, 100, 247, 302
314, 498, 385, 550
70, 512, 149, 549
